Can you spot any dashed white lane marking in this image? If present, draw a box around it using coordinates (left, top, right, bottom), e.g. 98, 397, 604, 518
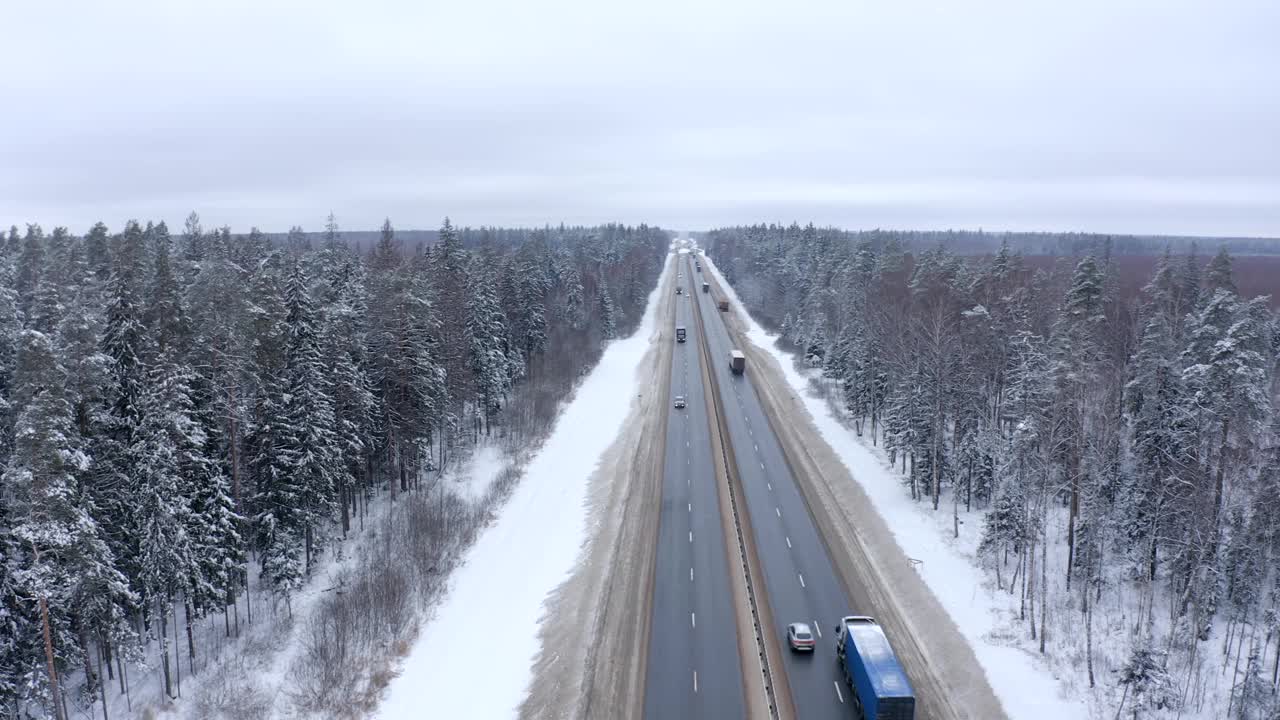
689, 531, 693, 542
813, 622, 822, 638
834, 682, 844, 703
691, 612, 696, 628
775, 507, 781, 518
754, 443, 758, 451
767, 482, 772, 491
694, 671, 699, 693
786, 537, 791, 548
688, 503, 692, 512
799, 573, 806, 588
691, 566, 694, 581
760, 462, 765, 470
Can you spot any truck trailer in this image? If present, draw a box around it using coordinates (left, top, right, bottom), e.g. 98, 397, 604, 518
835, 616, 915, 720
729, 350, 745, 374
676, 326, 686, 343
717, 299, 729, 311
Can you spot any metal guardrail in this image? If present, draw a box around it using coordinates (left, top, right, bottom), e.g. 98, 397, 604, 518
689, 258, 781, 720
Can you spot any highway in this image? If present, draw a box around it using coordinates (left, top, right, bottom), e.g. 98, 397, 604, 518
642, 252, 747, 719
691, 257, 860, 720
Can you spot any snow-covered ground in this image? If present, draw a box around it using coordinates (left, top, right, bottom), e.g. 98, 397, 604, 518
449, 444, 507, 503
377, 254, 672, 719
702, 255, 1088, 720
88, 439, 515, 720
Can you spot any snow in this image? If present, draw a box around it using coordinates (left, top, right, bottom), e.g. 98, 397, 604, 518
377, 253, 673, 720
702, 256, 1088, 720
449, 443, 507, 503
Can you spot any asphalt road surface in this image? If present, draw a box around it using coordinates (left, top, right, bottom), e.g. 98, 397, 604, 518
642, 254, 747, 719
693, 265, 860, 720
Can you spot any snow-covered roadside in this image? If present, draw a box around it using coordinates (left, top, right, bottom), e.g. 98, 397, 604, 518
702, 255, 1088, 720
96, 440, 513, 720
377, 254, 672, 719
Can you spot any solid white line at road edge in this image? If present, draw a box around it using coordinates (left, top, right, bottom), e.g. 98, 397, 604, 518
798, 573, 806, 588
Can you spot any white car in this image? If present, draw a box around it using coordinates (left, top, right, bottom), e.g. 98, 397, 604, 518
787, 622, 815, 651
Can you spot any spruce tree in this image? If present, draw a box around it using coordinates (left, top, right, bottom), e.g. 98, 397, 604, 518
280, 263, 341, 570
14, 224, 45, 322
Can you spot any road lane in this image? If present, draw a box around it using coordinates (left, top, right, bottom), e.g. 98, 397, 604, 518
692, 263, 855, 719
642, 253, 746, 720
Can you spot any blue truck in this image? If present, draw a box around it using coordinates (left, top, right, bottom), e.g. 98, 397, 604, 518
835, 616, 916, 720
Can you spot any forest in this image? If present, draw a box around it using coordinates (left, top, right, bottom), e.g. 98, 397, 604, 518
0, 216, 668, 718
707, 224, 1280, 718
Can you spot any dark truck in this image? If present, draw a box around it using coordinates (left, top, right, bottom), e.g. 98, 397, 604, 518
702, 281, 710, 293
676, 326, 686, 343
835, 616, 915, 720
717, 299, 729, 311
729, 350, 745, 374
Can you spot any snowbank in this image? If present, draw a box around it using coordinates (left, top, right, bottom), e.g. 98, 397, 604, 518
377, 254, 673, 719
703, 257, 1087, 720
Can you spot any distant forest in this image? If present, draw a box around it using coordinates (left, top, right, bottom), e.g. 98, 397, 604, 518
692, 228, 1280, 257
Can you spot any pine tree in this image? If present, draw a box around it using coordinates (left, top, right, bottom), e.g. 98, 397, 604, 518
599, 279, 617, 341
510, 243, 550, 367
0, 250, 21, 466
467, 267, 514, 433
1117, 643, 1177, 717
130, 355, 200, 698
1050, 256, 1106, 588
83, 222, 112, 285
0, 492, 40, 712
320, 258, 376, 533
14, 224, 45, 322
145, 221, 191, 359
435, 218, 473, 412
1204, 246, 1237, 296
1184, 293, 1272, 519
244, 255, 301, 598
185, 370, 244, 619
279, 263, 342, 570
5, 330, 133, 713
1123, 255, 1196, 581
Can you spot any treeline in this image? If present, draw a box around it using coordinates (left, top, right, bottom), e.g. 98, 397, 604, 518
707, 223, 1280, 716
0, 216, 667, 718
698, 226, 1280, 257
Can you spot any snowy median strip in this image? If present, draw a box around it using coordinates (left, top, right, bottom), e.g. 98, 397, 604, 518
378, 254, 673, 720
703, 257, 1086, 720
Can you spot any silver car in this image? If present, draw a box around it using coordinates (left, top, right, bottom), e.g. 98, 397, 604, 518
787, 622, 815, 651
673, 396, 686, 409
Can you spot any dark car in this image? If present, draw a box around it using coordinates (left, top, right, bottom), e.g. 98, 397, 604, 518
673, 396, 686, 409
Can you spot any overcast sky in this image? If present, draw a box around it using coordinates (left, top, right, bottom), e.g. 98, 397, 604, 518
2, 0, 1277, 237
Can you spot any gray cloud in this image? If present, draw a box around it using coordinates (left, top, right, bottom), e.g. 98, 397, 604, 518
2, 0, 1277, 237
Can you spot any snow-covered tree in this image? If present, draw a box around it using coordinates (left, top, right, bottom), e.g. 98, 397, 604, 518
280, 263, 342, 569
5, 330, 133, 711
